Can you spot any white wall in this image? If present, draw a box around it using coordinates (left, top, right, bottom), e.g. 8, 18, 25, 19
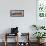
0, 0, 36, 42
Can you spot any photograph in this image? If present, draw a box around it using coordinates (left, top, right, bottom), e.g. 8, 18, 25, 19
10, 10, 24, 17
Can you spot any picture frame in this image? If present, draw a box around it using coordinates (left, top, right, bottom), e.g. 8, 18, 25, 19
36, 0, 46, 26
10, 10, 24, 17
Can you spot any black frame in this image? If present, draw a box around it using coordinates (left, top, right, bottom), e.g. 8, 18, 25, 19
10, 10, 24, 17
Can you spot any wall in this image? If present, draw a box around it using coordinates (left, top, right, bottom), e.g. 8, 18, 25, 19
0, 0, 36, 42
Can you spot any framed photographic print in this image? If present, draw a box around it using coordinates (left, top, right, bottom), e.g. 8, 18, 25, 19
10, 10, 24, 17
36, 0, 46, 26
37, 0, 46, 18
